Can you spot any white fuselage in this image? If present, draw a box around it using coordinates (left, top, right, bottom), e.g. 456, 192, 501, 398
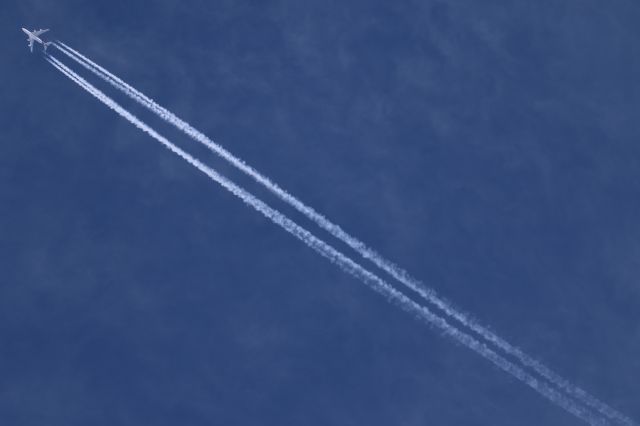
22, 28, 43, 45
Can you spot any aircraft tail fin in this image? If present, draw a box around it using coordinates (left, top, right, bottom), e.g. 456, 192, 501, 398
43, 42, 52, 53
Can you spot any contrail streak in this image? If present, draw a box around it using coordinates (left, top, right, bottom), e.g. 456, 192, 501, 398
51, 41, 635, 426
46, 53, 607, 425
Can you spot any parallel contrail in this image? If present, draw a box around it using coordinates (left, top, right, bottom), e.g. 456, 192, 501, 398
51, 42, 635, 426
46, 53, 607, 426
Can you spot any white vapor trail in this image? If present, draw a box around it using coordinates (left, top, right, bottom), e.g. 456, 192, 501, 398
45, 53, 607, 425
51, 42, 635, 426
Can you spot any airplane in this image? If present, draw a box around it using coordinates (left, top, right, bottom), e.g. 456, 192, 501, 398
21, 28, 52, 53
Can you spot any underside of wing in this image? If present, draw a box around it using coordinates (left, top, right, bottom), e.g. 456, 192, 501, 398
33, 29, 49, 36
28, 39, 34, 52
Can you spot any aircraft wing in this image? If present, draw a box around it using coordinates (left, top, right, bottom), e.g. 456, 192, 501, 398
28, 39, 34, 52
33, 29, 49, 36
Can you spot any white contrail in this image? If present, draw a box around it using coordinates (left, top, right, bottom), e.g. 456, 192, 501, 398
45, 54, 608, 426
51, 42, 635, 426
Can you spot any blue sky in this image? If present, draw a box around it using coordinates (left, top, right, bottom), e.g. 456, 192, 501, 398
1, 1, 639, 425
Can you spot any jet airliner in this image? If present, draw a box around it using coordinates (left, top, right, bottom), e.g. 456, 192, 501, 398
22, 28, 52, 53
